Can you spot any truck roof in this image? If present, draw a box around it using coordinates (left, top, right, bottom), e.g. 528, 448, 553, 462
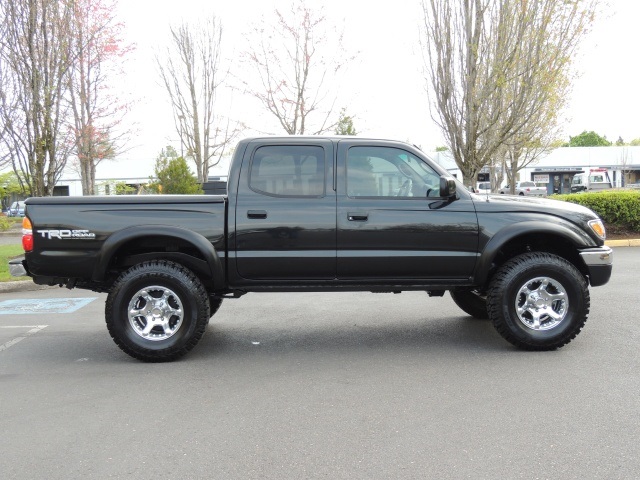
238, 136, 420, 148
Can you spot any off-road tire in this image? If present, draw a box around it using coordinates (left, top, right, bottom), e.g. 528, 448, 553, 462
450, 289, 489, 319
106, 260, 210, 362
487, 252, 589, 351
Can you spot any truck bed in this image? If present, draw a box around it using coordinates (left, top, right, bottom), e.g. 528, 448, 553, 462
24, 195, 227, 284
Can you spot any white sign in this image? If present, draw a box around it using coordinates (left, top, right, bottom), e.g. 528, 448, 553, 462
534, 174, 549, 183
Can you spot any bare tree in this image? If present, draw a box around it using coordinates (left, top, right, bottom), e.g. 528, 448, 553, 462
68, 0, 131, 195
502, 121, 562, 194
618, 147, 632, 187
501, 78, 566, 192
420, 0, 597, 187
0, 65, 18, 172
243, 1, 347, 135
0, 0, 75, 197
497, 2, 577, 194
156, 15, 240, 183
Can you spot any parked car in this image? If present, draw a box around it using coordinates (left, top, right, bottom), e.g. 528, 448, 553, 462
475, 182, 492, 194
8, 201, 25, 217
499, 181, 546, 196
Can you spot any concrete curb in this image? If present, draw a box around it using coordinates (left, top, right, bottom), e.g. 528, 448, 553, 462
0, 280, 55, 294
605, 239, 640, 247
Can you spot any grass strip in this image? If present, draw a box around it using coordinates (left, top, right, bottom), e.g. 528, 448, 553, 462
0, 244, 27, 282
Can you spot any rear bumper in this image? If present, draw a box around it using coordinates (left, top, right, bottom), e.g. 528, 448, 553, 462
9, 258, 27, 277
579, 246, 613, 287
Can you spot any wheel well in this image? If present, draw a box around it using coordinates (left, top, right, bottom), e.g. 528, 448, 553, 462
106, 235, 213, 288
484, 232, 587, 290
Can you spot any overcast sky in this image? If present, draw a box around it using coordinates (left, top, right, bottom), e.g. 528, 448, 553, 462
105, 0, 639, 179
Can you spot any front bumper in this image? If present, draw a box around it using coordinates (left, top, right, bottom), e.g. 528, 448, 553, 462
579, 246, 613, 287
9, 257, 27, 277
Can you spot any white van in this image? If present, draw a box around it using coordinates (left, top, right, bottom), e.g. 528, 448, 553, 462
571, 169, 612, 193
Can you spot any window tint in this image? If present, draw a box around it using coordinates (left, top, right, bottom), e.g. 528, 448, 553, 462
250, 145, 325, 197
347, 146, 439, 198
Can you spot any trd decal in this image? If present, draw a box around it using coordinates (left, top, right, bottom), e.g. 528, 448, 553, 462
38, 229, 97, 240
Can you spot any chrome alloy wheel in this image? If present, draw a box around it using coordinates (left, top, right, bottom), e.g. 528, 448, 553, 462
127, 286, 184, 341
515, 277, 568, 331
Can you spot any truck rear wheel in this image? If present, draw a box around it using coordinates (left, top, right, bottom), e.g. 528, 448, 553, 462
105, 260, 210, 362
487, 252, 589, 350
450, 289, 489, 319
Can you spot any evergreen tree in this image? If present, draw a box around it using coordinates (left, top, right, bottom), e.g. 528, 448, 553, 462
150, 147, 203, 194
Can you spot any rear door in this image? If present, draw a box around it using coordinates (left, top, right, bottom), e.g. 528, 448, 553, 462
336, 141, 478, 280
234, 140, 336, 280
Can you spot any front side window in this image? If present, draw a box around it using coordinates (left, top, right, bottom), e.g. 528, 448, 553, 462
347, 146, 440, 198
250, 145, 325, 197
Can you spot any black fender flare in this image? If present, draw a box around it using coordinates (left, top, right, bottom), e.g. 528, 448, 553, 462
92, 225, 224, 287
473, 221, 593, 286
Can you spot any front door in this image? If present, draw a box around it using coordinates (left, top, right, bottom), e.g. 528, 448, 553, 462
336, 142, 478, 281
234, 141, 336, 280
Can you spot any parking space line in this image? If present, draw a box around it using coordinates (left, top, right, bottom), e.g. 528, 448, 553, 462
0, 325, 48, 352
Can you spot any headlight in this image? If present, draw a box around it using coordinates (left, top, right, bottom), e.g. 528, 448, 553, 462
588, 219, 606, 240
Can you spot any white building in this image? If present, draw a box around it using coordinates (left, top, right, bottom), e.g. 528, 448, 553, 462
430, 146, 640, 195
51, 155, 232, 196
5, 146, 639, 198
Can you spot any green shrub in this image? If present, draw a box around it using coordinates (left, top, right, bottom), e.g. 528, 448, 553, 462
553, 190, 640, 231
0, 215, 11, 231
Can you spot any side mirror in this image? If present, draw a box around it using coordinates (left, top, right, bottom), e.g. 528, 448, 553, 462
439, 177, 457, 198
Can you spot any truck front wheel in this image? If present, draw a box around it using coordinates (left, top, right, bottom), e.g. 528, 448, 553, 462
105, 260, 210, 362
487, 252, 589, 350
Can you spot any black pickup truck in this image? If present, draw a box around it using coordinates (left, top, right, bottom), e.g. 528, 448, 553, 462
11, 137, 613, 361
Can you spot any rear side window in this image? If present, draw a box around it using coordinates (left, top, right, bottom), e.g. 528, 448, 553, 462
250, 145, 325, 197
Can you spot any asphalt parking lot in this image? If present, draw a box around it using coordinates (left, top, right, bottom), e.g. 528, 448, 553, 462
0, 247, 639, 479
